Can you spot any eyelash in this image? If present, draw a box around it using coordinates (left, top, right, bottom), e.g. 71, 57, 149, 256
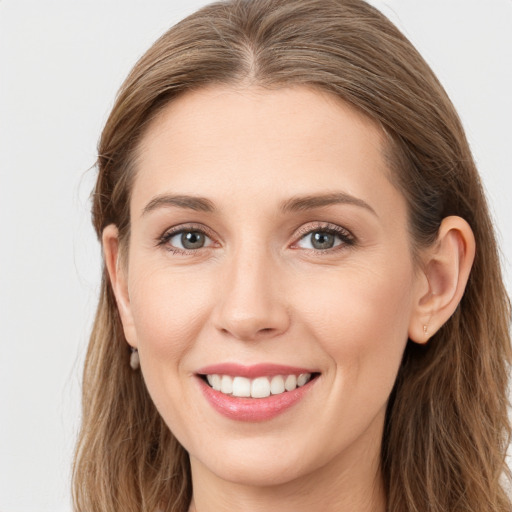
157, 223, 217, 255
292, 223, 355, 253
156, 222, 356, 256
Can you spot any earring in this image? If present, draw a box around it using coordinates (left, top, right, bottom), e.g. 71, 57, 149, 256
423, 325, 428, 336
130, 348, 140, 370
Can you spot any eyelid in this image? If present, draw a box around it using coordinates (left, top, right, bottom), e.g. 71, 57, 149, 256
157, 223, 219, 253
156, 221, 355, 254
290, 222, 356, 251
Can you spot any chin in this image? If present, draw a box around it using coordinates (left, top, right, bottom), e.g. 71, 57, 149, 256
196, 452, 313, 488
187, 430, 335, 489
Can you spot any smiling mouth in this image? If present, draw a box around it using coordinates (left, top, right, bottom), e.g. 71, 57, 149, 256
200, 373, 319, 399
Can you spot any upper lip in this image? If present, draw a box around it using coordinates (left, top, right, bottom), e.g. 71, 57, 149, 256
196, 363, 317, 379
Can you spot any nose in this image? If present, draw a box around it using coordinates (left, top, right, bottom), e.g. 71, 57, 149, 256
212, 245, 290, 342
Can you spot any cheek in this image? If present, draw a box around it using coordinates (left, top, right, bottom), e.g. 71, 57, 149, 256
295, 262, 414, 376
127, 263, 213, 360
125, 264, 217, 437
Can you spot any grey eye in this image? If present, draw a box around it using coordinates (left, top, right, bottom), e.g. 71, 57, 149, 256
168, 231, 211, 250
181, 231, 205, 249
311, 232, 336, 249
297, 231, 343, 250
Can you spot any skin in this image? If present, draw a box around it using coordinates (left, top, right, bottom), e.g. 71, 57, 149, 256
103, 85, 475, 512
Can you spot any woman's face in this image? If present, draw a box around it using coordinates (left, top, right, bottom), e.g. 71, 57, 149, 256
109, 86, 426, 489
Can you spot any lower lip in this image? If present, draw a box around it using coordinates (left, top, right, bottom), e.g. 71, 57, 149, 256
198, 377, 317, 422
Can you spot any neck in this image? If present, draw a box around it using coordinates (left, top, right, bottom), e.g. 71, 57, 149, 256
189, 481, 385, 512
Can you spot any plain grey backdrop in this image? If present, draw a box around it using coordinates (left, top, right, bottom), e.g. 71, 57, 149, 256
1, 1, 511, 510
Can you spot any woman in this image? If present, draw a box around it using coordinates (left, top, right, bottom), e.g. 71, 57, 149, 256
72, 0, 511, 510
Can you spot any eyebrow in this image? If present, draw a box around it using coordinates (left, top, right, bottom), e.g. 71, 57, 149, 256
280, 192, 377, 216
142, 191, 376, 216
142, 194, 216, 215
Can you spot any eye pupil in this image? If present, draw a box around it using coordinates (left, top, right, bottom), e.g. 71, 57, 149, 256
311, 231, 335, 250
181, 231, 205, 249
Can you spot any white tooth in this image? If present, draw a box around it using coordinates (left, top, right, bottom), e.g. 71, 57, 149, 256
221, 375, 233, 394
232, 376, 251, 397
206, 375, 214, 387
211, 374, 221, 391
251, 377, 271, 398
270, 375, 285, 395
297, 373, 311, 387
284, 374, 297, 391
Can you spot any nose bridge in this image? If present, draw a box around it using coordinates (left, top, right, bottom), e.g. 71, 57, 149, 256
213, 237, 289, 341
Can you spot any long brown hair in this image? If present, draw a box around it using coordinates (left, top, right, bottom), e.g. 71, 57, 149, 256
73, 1, 512, 510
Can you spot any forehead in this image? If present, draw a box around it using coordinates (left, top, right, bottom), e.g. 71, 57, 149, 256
132, 85, 402, 221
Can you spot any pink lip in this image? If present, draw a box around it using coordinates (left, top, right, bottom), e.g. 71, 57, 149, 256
195, 363, 319, 422
196, 362, 315, 379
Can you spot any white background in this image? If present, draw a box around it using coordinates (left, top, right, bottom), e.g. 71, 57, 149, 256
0, 1, 511, 511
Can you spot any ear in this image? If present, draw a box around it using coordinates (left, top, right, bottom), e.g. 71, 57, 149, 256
408, 216, 476, 344
102, 224, 138, 348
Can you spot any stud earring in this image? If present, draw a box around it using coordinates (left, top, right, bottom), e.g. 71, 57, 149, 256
130, 348, 140, 370
423, 325, 428, 336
